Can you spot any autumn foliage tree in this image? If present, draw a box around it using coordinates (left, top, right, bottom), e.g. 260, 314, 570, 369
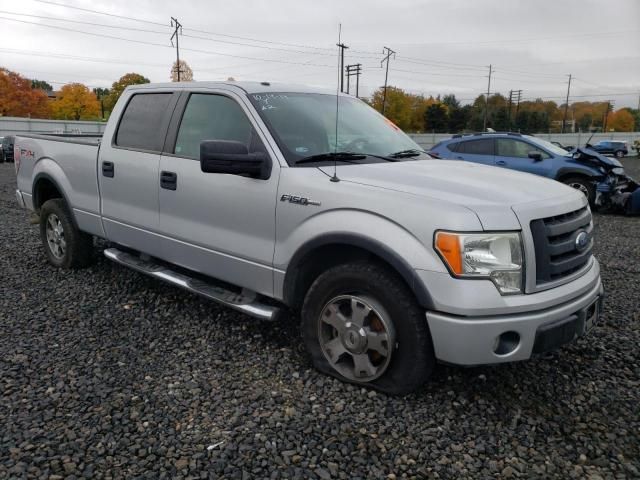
51, 83, 100, 120
606, 109, 635, 132
0, 68, 51, 118
104, 73, 150, 112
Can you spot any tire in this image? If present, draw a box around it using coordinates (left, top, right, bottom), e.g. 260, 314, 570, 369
0, 151, 5, 164
39, 199, 94, 269
562, 176, 596, 206
301, 262, 435, 395
614, 150, 624, 159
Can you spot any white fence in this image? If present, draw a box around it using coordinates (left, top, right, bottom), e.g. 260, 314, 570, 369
0, 117, 106, 137
409, 132, 640, 151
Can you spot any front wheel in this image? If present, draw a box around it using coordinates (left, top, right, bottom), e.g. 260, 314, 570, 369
563, 176, 596, 206
39, 199, 94, 269
614, 150, 625, 158
301, 262, 435, 395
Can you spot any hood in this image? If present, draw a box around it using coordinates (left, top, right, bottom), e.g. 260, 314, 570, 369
319, 160, 584, 230
577, 147, 623, 168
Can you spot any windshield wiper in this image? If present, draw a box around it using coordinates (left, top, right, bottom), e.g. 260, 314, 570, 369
387, 148, 427, 158
295, 152, 367, 165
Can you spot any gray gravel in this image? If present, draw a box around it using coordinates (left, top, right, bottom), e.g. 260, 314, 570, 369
1, 162, 639, 479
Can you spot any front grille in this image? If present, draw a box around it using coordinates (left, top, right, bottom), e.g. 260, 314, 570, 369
530, 206, 593, 285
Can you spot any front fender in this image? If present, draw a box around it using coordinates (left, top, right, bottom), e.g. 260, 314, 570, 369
274, 208, 448, 307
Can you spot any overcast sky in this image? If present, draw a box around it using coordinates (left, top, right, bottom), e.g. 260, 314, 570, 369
1, 0, 639, 107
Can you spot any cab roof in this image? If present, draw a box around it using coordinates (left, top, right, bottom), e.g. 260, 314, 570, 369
127, 81, 341, 96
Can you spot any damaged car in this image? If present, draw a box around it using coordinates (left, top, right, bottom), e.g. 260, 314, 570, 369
430, 132, 640, 214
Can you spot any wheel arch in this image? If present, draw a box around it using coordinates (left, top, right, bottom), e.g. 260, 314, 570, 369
282, 233, 434, 311
556, 167, 600, 182
32, 172, 78, 227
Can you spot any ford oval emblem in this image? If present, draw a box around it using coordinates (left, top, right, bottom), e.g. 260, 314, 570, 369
575, 231, 589, 252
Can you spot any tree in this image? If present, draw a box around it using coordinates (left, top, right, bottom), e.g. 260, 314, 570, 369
51, 83, 100, 120
607, 109, 635, 132
171, 60, 194, 82
369, 86, 414, 131
448, 104, 471, 132
424, 103, 448, 132
31, 79, 53, 92
442, 94, 460, 110
0, 68, 51, 118
104, 73, 150, 112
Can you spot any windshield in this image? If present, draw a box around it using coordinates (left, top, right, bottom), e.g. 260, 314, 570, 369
248, 92, 426, 165
527, 137, 572, 156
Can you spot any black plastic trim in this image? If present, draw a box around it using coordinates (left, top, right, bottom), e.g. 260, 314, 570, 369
32, 172, 78, 228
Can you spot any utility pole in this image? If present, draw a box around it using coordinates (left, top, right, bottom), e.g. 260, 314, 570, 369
602, 100, 614, 132
381, 46, 396, 115
507, 90, 514, 130
336, 42, 349, 93
345, 64, 362, 97
514, 89, 522, 131
170, 17, 183, 81
561, 74, 572, 134
483, 64, 492, 131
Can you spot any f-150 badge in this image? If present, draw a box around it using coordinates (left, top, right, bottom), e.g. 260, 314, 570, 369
280, 194, 321, 206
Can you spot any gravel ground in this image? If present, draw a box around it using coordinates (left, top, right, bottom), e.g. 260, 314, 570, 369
1, 162, 639, 479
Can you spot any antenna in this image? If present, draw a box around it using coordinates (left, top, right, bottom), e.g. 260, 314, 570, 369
331, 23, 342, 183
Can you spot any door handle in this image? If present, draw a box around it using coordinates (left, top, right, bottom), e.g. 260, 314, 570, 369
496, 160, 507, 166
102, 161, 114, 177
160, 171, 177, 190
455, 156, 464, 160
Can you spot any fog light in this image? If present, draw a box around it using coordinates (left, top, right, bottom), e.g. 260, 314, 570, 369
494, 331, 520, 355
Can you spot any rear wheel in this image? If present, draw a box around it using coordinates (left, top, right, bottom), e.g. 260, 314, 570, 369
614, 150, 625, 159
563, 176, 595, 206
301, 262, 435, 395
39, 199, 94, 269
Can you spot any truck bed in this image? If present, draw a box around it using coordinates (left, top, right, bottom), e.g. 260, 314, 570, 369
15, 133, 103, 237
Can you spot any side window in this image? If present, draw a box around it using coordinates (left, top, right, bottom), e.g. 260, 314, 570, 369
115, 93, 173, 151
174, 93, 259, 159
497, 139, 549, 159
459, 139, 494, 155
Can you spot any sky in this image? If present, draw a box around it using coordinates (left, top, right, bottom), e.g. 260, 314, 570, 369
1, 0, 639, 108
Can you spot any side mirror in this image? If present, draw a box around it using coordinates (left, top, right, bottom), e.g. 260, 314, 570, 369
200, 140, 270, 180
528, 151, 543, 162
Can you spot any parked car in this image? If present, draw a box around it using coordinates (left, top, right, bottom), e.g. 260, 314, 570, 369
589, 140, 629, 158
15, 82, 603, 394
1, 135, 15, 163
633, 139, 640, 155
430, 132, 638, 210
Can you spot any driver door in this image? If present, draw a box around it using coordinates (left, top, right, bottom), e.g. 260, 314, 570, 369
157, 90, 280, 296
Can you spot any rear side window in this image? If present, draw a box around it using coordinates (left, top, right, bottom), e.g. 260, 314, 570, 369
115, 93, 173, 151
458, 138, 494, 155
174, 94, 255, 159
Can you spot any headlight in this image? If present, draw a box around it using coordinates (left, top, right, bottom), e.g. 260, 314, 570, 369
435, 231, 524, 295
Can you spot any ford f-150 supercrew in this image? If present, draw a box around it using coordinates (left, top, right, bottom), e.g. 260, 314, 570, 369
14, 82, 603, 394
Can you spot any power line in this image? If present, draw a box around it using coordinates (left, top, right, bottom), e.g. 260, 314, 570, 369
0, 16, 337, 69
31, 0, 167, 26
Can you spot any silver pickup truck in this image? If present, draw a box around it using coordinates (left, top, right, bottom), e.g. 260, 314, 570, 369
15, 81, 603, 394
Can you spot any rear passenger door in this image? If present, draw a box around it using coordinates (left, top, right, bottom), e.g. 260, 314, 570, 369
98, 91, 179, 257
157, 90, 279, 296
494, 138, 552, 177
452, 138, 495, 165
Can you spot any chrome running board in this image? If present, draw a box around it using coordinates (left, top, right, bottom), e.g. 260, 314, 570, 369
103, 247, 280, 321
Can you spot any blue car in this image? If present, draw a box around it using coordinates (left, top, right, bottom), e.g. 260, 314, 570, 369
429, 132, 629, 206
